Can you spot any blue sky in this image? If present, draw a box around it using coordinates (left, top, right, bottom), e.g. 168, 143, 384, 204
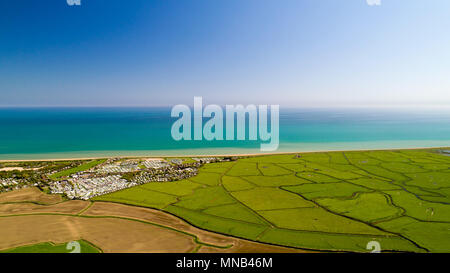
1, 0, 449, 107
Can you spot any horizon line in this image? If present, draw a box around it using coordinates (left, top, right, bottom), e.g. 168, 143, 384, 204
1, 104, 450, 109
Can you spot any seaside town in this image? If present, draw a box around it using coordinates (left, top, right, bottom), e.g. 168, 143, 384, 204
50, 158, 199, 199
0, 157, 233, 199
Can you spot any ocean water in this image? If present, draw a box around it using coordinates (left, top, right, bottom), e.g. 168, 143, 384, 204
0, 107, 449, 160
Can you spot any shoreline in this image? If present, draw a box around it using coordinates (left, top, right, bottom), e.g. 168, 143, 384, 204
0, 145, 448, 162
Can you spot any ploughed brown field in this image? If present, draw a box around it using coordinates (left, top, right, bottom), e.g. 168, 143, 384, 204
0, 188, 310, 253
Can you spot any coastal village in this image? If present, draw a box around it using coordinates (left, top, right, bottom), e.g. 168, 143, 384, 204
0, 157, 233, 197
47, 157, 228, 200
1, 150, 449, 199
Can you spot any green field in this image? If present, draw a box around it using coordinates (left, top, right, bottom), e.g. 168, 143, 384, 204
94, 149, 450, 252
0, 240, 101, 253
49, 159, 106, 180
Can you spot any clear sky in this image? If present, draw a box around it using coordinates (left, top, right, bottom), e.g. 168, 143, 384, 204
1, 0, 449, 107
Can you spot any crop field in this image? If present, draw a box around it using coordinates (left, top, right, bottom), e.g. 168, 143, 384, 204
95, 149, 450, 252
0, 188, 306, 253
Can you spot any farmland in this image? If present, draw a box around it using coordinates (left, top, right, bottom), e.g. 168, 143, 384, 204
0, 187, 308, 253
94, 149, 450, 252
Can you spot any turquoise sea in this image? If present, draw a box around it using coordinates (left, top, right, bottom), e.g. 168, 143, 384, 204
0, 107, 449, 160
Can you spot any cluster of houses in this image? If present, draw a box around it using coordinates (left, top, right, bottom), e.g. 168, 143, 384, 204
130, 166, 197, 184
0, 178, 18, 187
0, 178, 39, 192
1, 156, 235, 198
96, 159, 170, 174
97, 162, 140, 173
193, 157, 223, 163
0, 178, 20, 192
50, 175, 136, 200
142, 159, 170, 169
48, 157, 213, 200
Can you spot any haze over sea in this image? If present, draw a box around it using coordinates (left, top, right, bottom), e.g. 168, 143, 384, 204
0, 107, 449, 160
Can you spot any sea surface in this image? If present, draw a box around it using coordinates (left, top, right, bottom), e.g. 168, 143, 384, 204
0, 107, 450, 160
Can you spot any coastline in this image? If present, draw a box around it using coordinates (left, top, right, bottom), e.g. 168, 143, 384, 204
2, 108, 450, 161
1, 142, 448, 162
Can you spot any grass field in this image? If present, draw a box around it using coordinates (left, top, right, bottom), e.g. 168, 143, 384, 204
93, 149, 450, 252
49, 159, 106, 180
0, 240, 101, 253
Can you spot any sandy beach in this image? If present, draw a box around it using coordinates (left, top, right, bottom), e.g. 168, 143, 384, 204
0, 167, 42, 171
